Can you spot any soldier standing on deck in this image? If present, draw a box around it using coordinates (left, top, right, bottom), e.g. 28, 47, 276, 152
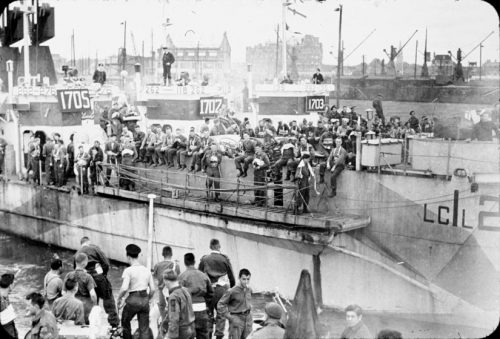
217, 269, 253, 339
252, 145, 270, 207
198, 239, 236, 339
41, 137, 55, 185
75, 237, 119, 330
162, 47, 176, 86
179, 253, 214, 339
117, 244, 155, 339
205, 153, 223, 202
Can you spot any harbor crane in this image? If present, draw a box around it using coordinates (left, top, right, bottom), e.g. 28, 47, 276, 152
383, 29, 418, 76
343, 28, 376, 62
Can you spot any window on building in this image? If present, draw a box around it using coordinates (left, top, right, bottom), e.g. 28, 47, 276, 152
199, 51, 206, 57
177, 51, 184, 57
209, 51, 217, 57
188, 51, 195, 56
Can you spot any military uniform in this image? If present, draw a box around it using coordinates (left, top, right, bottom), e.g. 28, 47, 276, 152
75, 150, 90, 193
51, 293, 85, 325
29, 142, 41, 184
41, 141, 55, 185
248, 322, 285, 339
153, 259, 180, 319
179, 267, 214, 339
234, 139, 256, 176
252, 151, 270, 206
166, 286, 196, 339
217, 283, 253, 339
198, 251, 236, 339
75, 243, 119, 328
206, 154, 223, 201
64, 268, 96, 324
0, 292, 18, 338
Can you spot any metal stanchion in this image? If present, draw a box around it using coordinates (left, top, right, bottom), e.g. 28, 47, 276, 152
146, 193, 157, 271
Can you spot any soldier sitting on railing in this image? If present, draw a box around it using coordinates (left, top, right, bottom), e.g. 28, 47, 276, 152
191, 130, 214, 173
140, 126, 158, 167
166, 129, 188, 169
252, 145, 270, 207
152, 127, 165, 167
179, 127, 201, 171
235, 132, 256, 178
133, 125, 145, 163
271, 137, 297, 181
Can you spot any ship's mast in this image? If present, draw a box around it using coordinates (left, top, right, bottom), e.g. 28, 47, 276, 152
281, 0, 288, 78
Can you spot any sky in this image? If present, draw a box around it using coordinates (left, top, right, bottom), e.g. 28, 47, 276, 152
8, 0, 500, 66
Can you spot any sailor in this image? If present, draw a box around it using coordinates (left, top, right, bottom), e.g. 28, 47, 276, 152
162, 269, 196, 339
235, 132, 256, 178
75, 236, 119, 329
252, 145, 270, 207
372, 94, 386, 126
0, 273, 18, 339
141, 126, 158, 166
64, 253, 97, 324
340, 304, 372, 339
43, 258, 63, 308
162, 46, 176, 86
117, 244, 155, 339
407, 111, 420, 133
51, 278, 85, 325
25, 292, 59, 339
159, 126, 175, 167
312, 68, 324, 84
206, 153, 223, 201
247, 302, 285, 339
198, 239, 236, 339
180, 127, 201, 170
152, 127, 165, 167
66, 134, 75, 179
133, 125, 146, 162
179, 253, 214, 339
217, 268, 253, 339
41, 137, 55, 185
327, 137, 347, 197
75, 145, 90, 194
295, 152, 317, 214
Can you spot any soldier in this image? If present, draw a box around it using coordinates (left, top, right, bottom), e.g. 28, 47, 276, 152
180, 127, 201, 170
252, 145, 270, 207
75, 145, 90, 193
120, 138, 138, 191
29, 137, 41, 184
191, 130, 213, 172
198, 239, 236, 339
272, 137, 297, 181
162, 269, 196, 339
25, 292, 59, 339
41, 137, 55, 185
89, 141, 104, 188
234, 132, 256, 178
206, 153, 223, 202
43, 258, 63, 308
152, 127, 165, 166
327, 137, 348, 197
179, 253, 214, 339
133, 125, 145, 162
104, 134, 121, 186
217, 269, 253, 339
75, 237, 119, 329
0, 273, 18, 339
64, 253, 97, 324
317, 127, 336, 185
295, 153, 318, 214
247, 302, 284, 339
53, 140, 67, 187
117, 244, 155, 339
141, 126, 158, 166
152, 246, 181, 325
52, 278, 85, 325
167, 129, 188, 169
158, 126, 174, 166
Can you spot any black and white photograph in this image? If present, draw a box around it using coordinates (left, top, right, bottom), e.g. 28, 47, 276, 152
0, 0, 499, 338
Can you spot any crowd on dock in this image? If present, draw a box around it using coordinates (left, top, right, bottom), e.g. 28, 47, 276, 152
0, 237, 404, 339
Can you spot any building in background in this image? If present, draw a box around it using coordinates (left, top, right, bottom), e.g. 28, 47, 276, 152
159, 32, 231, 84
246, 34, 323, 83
